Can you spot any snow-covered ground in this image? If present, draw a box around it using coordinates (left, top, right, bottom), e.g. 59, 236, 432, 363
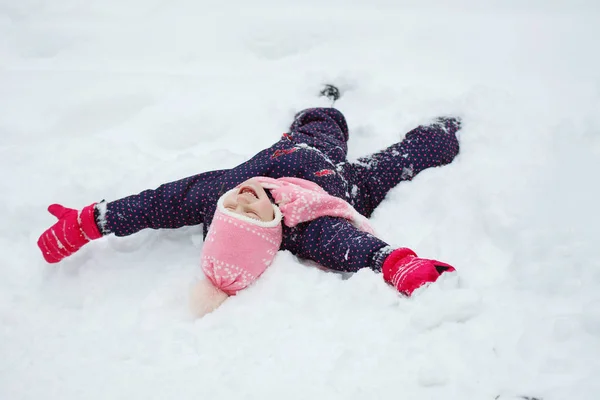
1, 1, 600, 399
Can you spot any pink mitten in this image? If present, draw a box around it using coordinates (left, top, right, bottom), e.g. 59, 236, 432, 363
382, 248, 456, 296
37, 203, 102, 263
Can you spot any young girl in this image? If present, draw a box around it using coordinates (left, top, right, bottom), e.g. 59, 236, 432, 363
37, 101, 461, 317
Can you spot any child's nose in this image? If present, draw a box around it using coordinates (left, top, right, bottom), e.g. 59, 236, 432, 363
237, 204, 254, 214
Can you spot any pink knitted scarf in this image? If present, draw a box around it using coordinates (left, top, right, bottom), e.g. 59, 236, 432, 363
253, 176, 374, 234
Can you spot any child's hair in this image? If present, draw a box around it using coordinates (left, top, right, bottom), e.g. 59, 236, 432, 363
189, 278, 229, 318
265, 188, 276, 204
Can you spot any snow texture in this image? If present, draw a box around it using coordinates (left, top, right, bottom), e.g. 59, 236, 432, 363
1, 1, 600, 399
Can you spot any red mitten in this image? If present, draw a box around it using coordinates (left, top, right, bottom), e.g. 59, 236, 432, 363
382, 248, 456, 296
37, 203, 102, 263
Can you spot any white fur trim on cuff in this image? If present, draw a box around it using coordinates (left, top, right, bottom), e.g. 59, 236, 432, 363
94, 201, 109, 235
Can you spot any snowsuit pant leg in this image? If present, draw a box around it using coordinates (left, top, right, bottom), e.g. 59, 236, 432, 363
288, 108, 349, 164
342, 117, 461, 217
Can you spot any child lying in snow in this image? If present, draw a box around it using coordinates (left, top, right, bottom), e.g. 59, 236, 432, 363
37, 104, 461, 317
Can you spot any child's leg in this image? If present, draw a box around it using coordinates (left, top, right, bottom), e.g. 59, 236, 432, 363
343, 117, 461, 217
288, 107, 349, 164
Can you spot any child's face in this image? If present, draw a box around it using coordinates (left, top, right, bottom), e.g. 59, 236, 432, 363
222, 179, 275, 222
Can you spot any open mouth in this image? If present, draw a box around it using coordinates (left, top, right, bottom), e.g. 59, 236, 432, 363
239, 187, 258, 199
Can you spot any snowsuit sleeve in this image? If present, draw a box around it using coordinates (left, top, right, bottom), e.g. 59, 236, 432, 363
101, 169, 226, 237
282, 216, 391, 273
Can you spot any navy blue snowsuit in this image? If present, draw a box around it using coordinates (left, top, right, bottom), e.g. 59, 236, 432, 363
101, 108, 460, 273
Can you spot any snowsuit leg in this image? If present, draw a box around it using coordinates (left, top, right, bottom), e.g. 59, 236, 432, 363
288, 108, 349, 164
342, 117, 461, 217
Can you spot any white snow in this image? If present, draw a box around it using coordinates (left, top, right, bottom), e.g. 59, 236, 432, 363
2, 1, 600, 399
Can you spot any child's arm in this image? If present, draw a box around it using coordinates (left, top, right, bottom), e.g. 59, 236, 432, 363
285, 216, 391, 273
100, 169, 226, 237
285, 217, 456, 295
37, 169, 226, 263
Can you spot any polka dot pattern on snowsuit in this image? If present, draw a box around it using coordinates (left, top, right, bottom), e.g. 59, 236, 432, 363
100, 108, 460, 273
